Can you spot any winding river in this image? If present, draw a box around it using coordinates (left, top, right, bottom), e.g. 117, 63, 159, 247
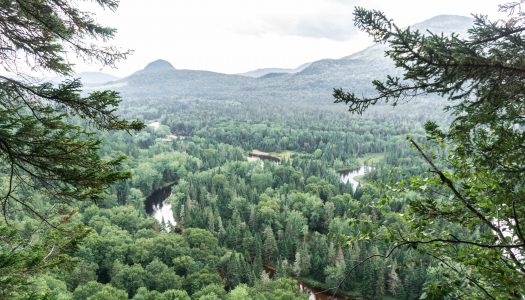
339, 165, 374, 192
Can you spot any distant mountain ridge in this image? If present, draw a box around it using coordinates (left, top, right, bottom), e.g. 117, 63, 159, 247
238, 62, 312, 78
98, 15, 473, 104
77, 72, 119, 85
47, 71, 119, 86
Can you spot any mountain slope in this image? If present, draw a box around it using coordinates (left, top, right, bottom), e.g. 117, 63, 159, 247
106, 59, 255, 99
106, 15, 473, 105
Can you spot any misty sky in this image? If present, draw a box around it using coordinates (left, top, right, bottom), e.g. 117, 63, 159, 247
80, 0, 505, 77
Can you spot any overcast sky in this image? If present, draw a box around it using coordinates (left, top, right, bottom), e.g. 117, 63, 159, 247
79, 0, 505, 77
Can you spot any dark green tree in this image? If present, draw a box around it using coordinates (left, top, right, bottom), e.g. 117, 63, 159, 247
0, 0, 143, 215
334, 3, 525, 298
0, 0, 142, 296
360, 246, 384, 300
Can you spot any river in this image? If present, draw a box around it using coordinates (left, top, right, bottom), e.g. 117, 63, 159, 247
263, 266, 352, 300
299, 282, 353, 300
339, 165, 374, 193
144, 184, 177, 231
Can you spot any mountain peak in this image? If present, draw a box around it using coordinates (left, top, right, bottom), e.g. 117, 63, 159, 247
412, 15, 473, 34
143, 59, 175, 72
420, 15, 472, 23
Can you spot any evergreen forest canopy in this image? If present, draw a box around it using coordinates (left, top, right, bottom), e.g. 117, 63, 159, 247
0, 1, 523, 300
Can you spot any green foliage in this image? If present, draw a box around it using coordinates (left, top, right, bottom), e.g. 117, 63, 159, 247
251, 278, 308, 300
335, 4, 525, 298
21, 97, 434, 300
73, 281, 127, 300
0, 224, 88, 299
0, 0, 143, 295
144, 259, 183, 292
111, 262, 147, 297
190, 283, 226, 299
262, 226, 279, 267
0, 0, 144, 213
0, 4, 476, 298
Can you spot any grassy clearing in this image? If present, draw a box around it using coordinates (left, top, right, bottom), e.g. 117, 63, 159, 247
357, 152, 385, 165
274, 150, 294, 160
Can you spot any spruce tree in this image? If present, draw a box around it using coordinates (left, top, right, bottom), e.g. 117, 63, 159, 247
360, 247, 384, 300
386, 261, 401, 296
335, 3, 525, 297
0, 0, 143, 215
0, 0, 142, 296
262, 226, 279, 267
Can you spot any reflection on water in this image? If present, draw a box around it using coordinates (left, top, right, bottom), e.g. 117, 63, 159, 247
263, 266, 351, 300
144, 184, 177, 231
152, 201, 177, 230
340, 166, 374, 193
299, 282, 350, 300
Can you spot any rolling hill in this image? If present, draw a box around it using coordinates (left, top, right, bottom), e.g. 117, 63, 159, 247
99, 15, 472, 108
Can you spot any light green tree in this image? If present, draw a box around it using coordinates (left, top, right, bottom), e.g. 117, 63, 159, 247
262, 226, 279, 267
227, 284, 252, 300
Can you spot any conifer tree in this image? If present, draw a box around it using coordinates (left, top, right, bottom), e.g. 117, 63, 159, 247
360, 247, 384, 300
225, 253, 241, 290
386, 261, 401, 296
335, 3, 525, 297
292, 251, 302, 276
0, 0, 142, 296
262, 226, 279, 267
0, 0, 143, 219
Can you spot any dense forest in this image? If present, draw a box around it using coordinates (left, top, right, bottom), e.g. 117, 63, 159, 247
1, 1, 524, 300
17, 90, 434, 299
